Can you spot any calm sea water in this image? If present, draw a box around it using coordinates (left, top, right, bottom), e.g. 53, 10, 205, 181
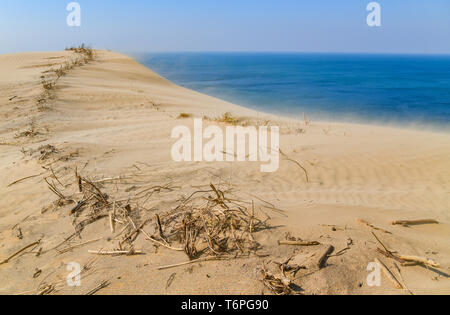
135, 53, 450, 129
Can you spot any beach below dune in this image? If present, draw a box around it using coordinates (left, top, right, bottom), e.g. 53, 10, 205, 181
0, 50, 449, 295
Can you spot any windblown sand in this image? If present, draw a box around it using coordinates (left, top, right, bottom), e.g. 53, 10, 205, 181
0, 50, 449, 295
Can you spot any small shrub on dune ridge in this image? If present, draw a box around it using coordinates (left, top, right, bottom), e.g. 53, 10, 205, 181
177, 113, 192, 119
65, 43, 95, 62
215, 112, 240, 125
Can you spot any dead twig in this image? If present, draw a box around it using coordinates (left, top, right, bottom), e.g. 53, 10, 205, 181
278, 240, 320, 246
157, 256, 230, 270
141, 229, 183, 251
166, 273, 176, 289
357, 218, 391, 234
88, 249, 143, 256
0, 240, 41, 265
57, 238, 102, 254
7, 172, 45, 187
85, 280, 110, 295
279, 149, 309, 183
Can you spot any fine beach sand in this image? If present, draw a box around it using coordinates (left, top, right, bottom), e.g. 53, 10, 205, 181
0, 50, 449, 295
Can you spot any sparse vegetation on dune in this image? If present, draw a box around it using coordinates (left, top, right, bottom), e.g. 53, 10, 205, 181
36, 43, 96, 112
202, 112, 241, 125
41, 79, 55, 91
65, 43, 95, 62
217, 112, 240, 125
15, 118, 40, 138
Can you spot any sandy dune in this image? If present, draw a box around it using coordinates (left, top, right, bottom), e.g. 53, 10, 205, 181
0, 50, 449, 295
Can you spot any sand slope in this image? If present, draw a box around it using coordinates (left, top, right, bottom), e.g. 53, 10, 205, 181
0, 50, 449, 295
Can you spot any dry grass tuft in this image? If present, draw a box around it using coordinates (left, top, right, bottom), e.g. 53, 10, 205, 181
215, 112, 240, 125
54, 66, 67, 80
177, 113, 192, 119
15, 119, 40, 138
41, 79, 55, 91
303, 112, 312, 126
38, 144, 59, 161
260, 265, 294, 295
66, 43, 95, 62
39, 164, 273, 267
152, 184, 269, 261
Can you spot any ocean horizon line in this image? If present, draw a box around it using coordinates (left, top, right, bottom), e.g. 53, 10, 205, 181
129, 50, 450, 57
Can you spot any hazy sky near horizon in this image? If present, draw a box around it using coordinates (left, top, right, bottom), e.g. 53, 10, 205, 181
0, 0, 449, 54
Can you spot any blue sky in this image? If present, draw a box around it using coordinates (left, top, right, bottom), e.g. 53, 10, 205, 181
0, 0, 449, 54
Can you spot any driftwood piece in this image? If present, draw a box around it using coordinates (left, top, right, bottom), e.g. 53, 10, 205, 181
391, 219, 438, 226
396, 255, 439, 268
375, 258, 403, 289
317, 245, 334, 268
373, 233, 440, 268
